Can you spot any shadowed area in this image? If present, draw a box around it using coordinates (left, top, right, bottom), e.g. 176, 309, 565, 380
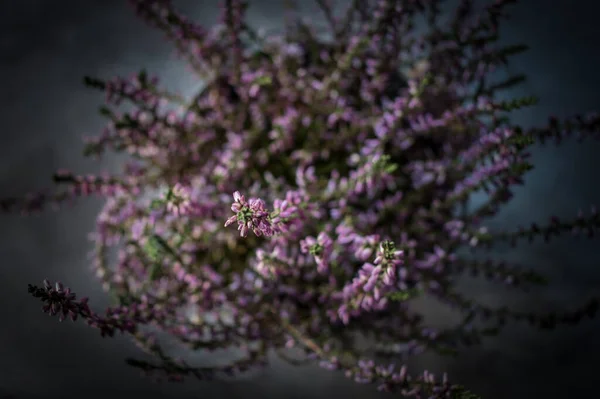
0, 0, 599, 398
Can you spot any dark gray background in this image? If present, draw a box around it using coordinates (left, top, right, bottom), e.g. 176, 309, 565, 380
1, 0, 599, 398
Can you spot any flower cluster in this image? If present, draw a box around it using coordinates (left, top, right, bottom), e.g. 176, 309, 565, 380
7, 0, 600, 397
224, 191, 277, 237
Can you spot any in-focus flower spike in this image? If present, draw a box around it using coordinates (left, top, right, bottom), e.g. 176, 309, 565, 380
225, 191, 274, 237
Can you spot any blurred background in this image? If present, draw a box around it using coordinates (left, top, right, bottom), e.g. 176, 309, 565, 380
0, 0, 599, 398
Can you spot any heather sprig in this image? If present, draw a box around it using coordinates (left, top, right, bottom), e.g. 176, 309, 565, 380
7, 0, 600, 398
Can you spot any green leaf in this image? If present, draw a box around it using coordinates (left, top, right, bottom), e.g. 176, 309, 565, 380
487, 74, 527, 93
173, 234, 184, 246
151, 234, 180, 260
83, 75, 106, 89
499, 43, 530, 58
419, 73, 433, 89
150, 199, 165, 210
98, 106, 113, 118
52, 172, 73, 183
143, 236, 163, 262
138, 69, 148, 84
253, 75, 272, 86
82, 143, 99, 157
387, 289, 419, 302
509, 161, 534, 175
114, 120, 132, 129
498, 95, 538, 111
384, 163, 398, 173
506, 128, 536, 150
148, 262, 163, 281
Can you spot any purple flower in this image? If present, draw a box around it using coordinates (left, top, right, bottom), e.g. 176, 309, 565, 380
224, 191, 274, 237
165, 183, 193, 216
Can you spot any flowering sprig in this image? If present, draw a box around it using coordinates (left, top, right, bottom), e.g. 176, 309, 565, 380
300, 232, 334, 274
27, 280, 141, 337
224, 191, 276, 237
165, 183, 194, 216
7, 0, 600, 398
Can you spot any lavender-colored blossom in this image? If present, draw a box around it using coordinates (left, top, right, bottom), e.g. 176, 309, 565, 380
224, 191, 275, 237
300, 232, 334, 274
165, 183, 193, 216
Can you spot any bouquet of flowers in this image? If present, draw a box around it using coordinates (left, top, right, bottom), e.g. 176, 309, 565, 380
7, 0, 600, 397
